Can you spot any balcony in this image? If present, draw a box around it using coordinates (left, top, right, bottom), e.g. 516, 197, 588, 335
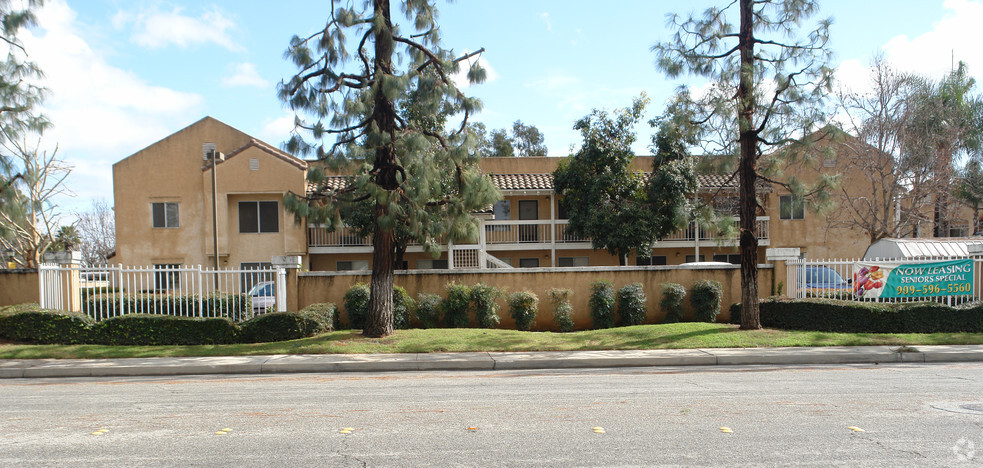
309, 217, 769, 250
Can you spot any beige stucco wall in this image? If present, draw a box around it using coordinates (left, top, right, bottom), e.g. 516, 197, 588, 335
113, 117, 307, 269
297, 265, 773, 330
0, 270, 40, 306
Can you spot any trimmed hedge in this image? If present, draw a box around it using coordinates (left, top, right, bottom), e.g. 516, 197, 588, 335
91, 314, 238, 345
442, 283, 472, 328
0, 304, 93, 344
616, 283, 647, 326
759, 297, 983, 333
691, 280, 723, 323
660, 283, 686, 324
239, 303, 336, 343
415, 293, 442, 329
393, 286, 414, 330
343, 283, 370, 329
508, 291, 539, 331
548, 288, 574, 332
471, 283, 503, 329
0, 302, 337, 345
589, 280, 616, 329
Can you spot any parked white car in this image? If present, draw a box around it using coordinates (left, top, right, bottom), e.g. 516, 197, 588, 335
248, 281, 276, 314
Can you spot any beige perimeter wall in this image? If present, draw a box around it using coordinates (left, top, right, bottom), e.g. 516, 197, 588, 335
298, 266, 775, 331
0, 270, 40, 306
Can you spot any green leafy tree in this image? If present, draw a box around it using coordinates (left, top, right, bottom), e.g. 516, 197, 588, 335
279, 0, 500, 337
654, 0, 834, 329
488, 128, 514, 157
471, 120, 547, 157
553, 97, 654, 265
554, 96, 696, 265
511, 120, 547, 156
903, 62, 983, 237
955, 159, 983, 234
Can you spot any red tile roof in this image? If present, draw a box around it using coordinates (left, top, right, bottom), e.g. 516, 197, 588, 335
309, 172, 768, 195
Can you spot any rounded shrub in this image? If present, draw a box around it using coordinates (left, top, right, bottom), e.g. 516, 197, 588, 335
0, 304, 93, 344
343, 283, 370, 329
470, 283, 503, 329
91, 314, 238, 345
691, 280, 723, 323
508, 291, 539, 331
616, 283, 647, 326
239, 305, 334, 343
729, 302, 742, 325
393, 286, 415, 330
589, 280, 615, 329
415, 293, 443, 329
298, 302, 337, 331
660, 283, 686, 323
547, 288, 574, 332
442, 283, 472, 328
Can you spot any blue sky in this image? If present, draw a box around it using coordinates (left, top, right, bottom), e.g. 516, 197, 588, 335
15, 0, 983, 215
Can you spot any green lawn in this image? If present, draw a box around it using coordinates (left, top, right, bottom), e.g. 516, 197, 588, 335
2, 322, 982, 360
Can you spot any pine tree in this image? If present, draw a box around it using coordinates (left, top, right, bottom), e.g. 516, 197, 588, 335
278, 0, 500, 337
0, 0, 48, 205
653, 0, 833, 329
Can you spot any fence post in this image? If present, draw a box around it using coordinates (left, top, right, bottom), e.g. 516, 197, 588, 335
197, 265, 204, 317
38, 264, 46, 309
42, 251, 83, 312
272, 256, 302, 312
765, 248, 801, 298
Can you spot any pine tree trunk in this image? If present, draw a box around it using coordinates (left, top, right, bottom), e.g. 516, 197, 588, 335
364, 212, 395, 338
738, 0, 761, 330
362, 0, 398, 338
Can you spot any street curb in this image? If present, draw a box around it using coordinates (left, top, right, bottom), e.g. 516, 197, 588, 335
1, 345, 981, 379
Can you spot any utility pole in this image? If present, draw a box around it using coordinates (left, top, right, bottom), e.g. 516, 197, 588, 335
205, 144, 224, 271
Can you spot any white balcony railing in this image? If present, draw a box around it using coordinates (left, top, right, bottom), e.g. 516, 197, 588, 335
308, 225, 370, 247
309, 217, 770, 248
662, 217, 770, 243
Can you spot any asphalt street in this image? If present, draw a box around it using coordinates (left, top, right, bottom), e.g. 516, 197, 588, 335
2, 363, 982, 466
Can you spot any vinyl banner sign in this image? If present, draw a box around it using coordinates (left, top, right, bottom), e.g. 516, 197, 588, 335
853, 259, 974, 299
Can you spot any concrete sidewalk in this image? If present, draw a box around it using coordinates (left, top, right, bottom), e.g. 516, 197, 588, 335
2, 345, 983, 379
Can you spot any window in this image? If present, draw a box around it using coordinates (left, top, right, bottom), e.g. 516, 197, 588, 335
240, 262, 273, 291
685, 255, 706, 263
518, 258, 540, 268
493, 200, 511, 220
239, 201, 279, 233
713, 254, 741, 265
416, 259, 448, 270
152, 202, 179, 228
337, 260, 369, 271
779, 195, 805, 220
153, 264, 181, 290
949, 223, 970, 237
636, 255, 667, 266
558, 257, 589, 267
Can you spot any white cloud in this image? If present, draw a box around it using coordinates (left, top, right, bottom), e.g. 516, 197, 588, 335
21, 0, 205, 209
222, 62, 268, 88
539, 12, 552, 32
257, 113, 296, 148
880, 0, 983, 81
113, 5, 240, 51
451, 52, 498, 89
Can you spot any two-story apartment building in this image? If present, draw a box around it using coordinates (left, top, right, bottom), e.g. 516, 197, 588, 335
114, 116, 961, 273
